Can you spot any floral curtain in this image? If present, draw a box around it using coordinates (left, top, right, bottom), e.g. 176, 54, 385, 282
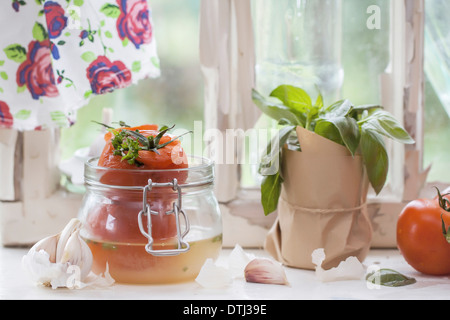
0, 0, 160, 130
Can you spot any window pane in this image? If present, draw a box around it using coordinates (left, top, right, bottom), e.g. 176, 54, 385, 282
60, 0, 203, 160
246, 0, 390, 188
423, 0, 450, 183
341, 0, 390, 106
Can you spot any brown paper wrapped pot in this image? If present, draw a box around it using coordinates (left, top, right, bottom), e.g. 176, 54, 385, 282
265, 127, 373, 270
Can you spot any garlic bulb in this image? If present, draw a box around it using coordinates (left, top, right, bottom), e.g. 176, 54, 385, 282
22, 218, 94, 289
244, 258, 289, 285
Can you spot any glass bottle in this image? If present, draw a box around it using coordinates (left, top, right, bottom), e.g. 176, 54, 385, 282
252, 0, 343, 101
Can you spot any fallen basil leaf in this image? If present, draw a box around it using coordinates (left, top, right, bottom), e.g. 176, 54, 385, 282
365, 268, 416, 287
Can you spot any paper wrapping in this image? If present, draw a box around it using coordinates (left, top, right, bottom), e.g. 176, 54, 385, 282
265, 127, 373, 270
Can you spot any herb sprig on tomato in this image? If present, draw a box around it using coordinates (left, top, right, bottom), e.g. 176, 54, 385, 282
95, 121, 191, 167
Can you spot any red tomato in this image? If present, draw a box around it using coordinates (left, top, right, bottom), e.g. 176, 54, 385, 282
397, 197, 450, 275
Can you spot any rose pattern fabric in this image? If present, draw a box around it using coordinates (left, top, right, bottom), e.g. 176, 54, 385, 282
117, 0, 153, 49
0, 101, 13, 128
87, 56, 132, 94
44, 1, 68, 39
17, 40, 59, 100
0, 0, 160, 130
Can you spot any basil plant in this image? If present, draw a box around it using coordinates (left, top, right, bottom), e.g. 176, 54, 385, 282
252, 85, 415, 216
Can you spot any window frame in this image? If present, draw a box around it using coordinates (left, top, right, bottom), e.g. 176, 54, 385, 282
199, 0, 427, 248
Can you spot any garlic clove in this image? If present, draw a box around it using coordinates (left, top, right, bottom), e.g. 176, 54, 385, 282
29, 233, 60, 263
60, 229, 93, 281
56, 218, 82, 262
244, 258, 289, 285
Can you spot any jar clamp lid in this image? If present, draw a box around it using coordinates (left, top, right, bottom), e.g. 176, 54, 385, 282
138, 178, 190, 256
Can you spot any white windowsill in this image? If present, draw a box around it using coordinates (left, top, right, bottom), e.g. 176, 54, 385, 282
1, 246, 448, 300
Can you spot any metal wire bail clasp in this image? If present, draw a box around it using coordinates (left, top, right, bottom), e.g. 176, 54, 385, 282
137, 178, 190, 256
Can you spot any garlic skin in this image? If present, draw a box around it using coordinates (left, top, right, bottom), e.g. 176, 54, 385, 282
195, 245, 254, 289
22, 218, 94, 289
244, 258, 289, 285
195, 258, 232, 289
228, 244, 255, 278
22, 249, 68, 288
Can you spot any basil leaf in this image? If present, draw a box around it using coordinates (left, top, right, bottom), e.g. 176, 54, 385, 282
321, 99, 353, 118
313, 119, 343, 146
269, 84, 312, 114
261, 172, 283, 216
315, 116, 360, 156
252, 89, 304, 126
360, 109, 414, 144
366, 268, 416, 287
360, 126, 388, 194
259, 126, 295, 176
259, 126, 295, 215
315, 91, 324, 109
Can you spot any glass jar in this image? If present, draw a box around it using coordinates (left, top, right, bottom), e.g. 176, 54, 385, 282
78, 155, 222, 284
